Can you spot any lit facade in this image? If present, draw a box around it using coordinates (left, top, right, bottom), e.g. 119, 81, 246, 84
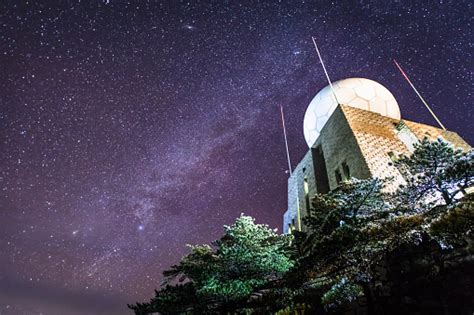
283, 104, 470, 234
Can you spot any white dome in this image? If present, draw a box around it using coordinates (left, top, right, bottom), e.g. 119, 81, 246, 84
303, 78, 401, 147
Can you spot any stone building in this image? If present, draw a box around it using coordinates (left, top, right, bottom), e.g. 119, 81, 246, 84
283, 78, 470, 234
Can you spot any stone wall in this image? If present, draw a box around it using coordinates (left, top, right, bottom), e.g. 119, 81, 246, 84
341, 105, 471, 193
314, 106, 372, 191
284, 150, 316, 233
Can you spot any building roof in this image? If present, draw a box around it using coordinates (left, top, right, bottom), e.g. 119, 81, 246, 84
340, 104, 470, 151
338, 104, 471, 192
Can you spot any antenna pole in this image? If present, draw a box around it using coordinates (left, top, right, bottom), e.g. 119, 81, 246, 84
280, 105, 293, 176
393, 59, 446, 130
311, 36, 339, 104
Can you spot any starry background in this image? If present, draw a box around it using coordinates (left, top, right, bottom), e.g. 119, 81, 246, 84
0, 1, 472, 314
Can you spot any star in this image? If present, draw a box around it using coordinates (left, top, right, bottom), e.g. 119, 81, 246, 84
182, 24, 196, 31
292, 49, 302, 56
1, 1, 471, 314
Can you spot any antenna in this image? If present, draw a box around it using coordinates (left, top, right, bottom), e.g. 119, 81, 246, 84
311, 36, 339, 104
393, 59, 446, 130
279, 105, 293, 176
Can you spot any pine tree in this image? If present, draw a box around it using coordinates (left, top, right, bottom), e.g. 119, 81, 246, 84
302, 178, 388, 258
129, 214, 294, 313
204, 215, 294, 300
130, 139, 474, 314
394, 137, 473, 210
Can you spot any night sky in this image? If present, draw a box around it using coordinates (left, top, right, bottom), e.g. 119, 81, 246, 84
1, 1, 472, 314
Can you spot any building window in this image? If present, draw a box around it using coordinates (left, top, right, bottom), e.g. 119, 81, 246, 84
394, 121, 419, 152
335, 169, 342, 185
303, 176, 310, 213
303, 177, 309, 194
290, 219, 296, 232
387, 151, 398, 165
312, 146, 330, 193
341, 162, 350, 180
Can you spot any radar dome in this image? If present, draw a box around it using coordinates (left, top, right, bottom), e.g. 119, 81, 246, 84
303, 78, 401, 147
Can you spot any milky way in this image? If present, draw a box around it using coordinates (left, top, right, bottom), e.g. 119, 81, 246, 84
0, 1, 472, 314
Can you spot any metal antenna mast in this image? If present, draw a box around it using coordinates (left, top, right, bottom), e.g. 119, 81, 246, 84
393, 59, 446, 130
311, 36, 339, 104
280, 105, 293, 176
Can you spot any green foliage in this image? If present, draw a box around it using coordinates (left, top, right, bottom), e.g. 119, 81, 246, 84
217, 215, 294, 280
162, 244, 218, 285
304, 178, 387, 238
321, 278, 363, 310
198, 277, 263, 300
150, 284, 198, 314
197, 215, 294, 300
301, 178, 388, 273
131, 139, 473, 314
429, 194, 474, 248
394, 137, 473, 209
130, 215, 294, 313
296, 139, 473, 312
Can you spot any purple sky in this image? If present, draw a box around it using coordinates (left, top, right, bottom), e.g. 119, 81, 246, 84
1, 1, 472, 314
